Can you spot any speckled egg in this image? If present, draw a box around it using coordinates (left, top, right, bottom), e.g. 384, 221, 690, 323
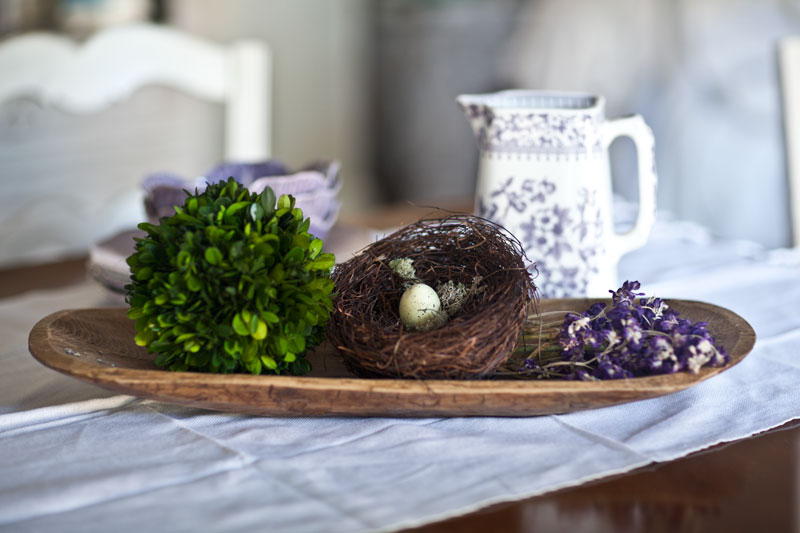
398, 283, 441, 330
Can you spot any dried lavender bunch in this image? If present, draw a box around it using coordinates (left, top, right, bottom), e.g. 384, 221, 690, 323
516, 281, 729, 380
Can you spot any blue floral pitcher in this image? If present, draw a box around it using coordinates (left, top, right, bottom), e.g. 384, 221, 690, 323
457, 90, 657, 298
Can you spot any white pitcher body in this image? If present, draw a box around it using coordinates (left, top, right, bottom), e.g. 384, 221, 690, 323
458, 90, 657, 298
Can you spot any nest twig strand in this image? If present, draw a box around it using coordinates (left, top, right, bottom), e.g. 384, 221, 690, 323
327, 214, 536, 379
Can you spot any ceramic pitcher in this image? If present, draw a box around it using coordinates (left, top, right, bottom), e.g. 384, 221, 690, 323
457, 90, 657, 298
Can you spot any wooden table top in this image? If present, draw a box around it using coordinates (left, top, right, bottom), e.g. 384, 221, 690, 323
3, 204, 797, 532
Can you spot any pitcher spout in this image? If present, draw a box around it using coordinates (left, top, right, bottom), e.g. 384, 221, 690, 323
456, 93, 496, 145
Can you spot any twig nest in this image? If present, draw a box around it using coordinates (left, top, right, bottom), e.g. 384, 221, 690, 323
327, 214, 536, 379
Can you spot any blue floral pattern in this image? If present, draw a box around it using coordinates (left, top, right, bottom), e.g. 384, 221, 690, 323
478, 176, 604, 298
462, 106, 602, 156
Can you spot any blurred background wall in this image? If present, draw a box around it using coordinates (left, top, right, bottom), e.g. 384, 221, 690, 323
502, 0, 797, 250
169, 0, 377, 213
0, 0, 798, 266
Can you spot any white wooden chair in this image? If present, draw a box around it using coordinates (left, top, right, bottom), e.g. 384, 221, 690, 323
780, 36, 800, 247
0, 23, 271, 266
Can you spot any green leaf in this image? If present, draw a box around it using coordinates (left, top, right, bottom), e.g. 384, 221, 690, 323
290, 358, 312, 375
304, 310, 318, 326
274, 335, 288, 356
295, 292, 315, 306
175, 332, 195, 343
260, 187, 276, 219
176, 250, 192, 269
225, 201, 250, 219
307, 254, 335, 271
204, 247, 223, 265
297, 217, 310, 233
245, 357, 262, 375
138, 252, 155, 265
135, 266, 152, 281
277, 194, 292, 210
243, 340, 258, 362
252, 319, 268, 340
232, 313, 250, 336
134, 329, 155, 346
269, 263, 285, 282
249, 202, 264, 221
186, 275, 202, 292
289, 334, 306, 353
157, 314, 175, 328
224, 339, 241, 356
260, 233, 280, 243
184, 339, 201, 353
254, 243, 274, 257
227, 178, 239, 198
205, 226, 226, 244
137, 222, 159, 235
308, 238, 323, 259
284, 246, 304, 264
261, 355, 278, 370
173, 213, 203, 226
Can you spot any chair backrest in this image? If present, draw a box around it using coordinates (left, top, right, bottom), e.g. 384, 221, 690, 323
0, 23, 271, 266
779, 36, 800, 247
0, 22, 271, 160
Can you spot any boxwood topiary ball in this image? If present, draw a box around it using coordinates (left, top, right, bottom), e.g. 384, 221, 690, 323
125, 177, 335, 375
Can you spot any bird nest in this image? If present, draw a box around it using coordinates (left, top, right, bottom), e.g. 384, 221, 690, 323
327, 214, 536, 379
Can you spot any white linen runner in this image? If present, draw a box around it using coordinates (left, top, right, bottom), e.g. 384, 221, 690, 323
1, 215, 799, 532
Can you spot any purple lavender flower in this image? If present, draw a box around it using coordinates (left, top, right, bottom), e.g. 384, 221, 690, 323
546, 281, 729, 380
610, 280, 644, 306
587, 302, 606, 316
519, 358, 539, 372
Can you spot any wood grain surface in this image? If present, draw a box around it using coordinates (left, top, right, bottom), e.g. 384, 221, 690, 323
28, 299, 755, 417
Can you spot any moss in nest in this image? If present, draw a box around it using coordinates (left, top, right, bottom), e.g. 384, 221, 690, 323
388, 258, 417, 283
436, 276, 484, 317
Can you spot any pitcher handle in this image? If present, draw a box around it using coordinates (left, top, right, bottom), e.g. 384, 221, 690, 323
601, 114, 658, 260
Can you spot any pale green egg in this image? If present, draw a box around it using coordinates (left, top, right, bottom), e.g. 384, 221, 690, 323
399, 283, 441, 330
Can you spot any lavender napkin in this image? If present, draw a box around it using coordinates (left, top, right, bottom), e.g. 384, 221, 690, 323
143, 160, 341, 240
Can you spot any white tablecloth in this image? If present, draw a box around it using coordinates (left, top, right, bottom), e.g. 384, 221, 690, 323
2, 213, 800, 532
